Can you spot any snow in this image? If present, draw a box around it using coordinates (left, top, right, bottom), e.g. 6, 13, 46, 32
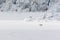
0, 11, 60, 30
0, 19, 59, 30
0, 30, 60, 40
0, 0, 50, 12
0, 20, 60, 40
0, 12, 60, 40
0, 0, 60, 40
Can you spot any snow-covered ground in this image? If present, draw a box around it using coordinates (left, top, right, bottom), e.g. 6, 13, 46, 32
0, 11, 60, 40
0, 30, 60, 40
0, 19, 60, 30
0, 12, 45, 20
0, 11, 60, 30
0, 0, 60, 40
0, 20, 60, 40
